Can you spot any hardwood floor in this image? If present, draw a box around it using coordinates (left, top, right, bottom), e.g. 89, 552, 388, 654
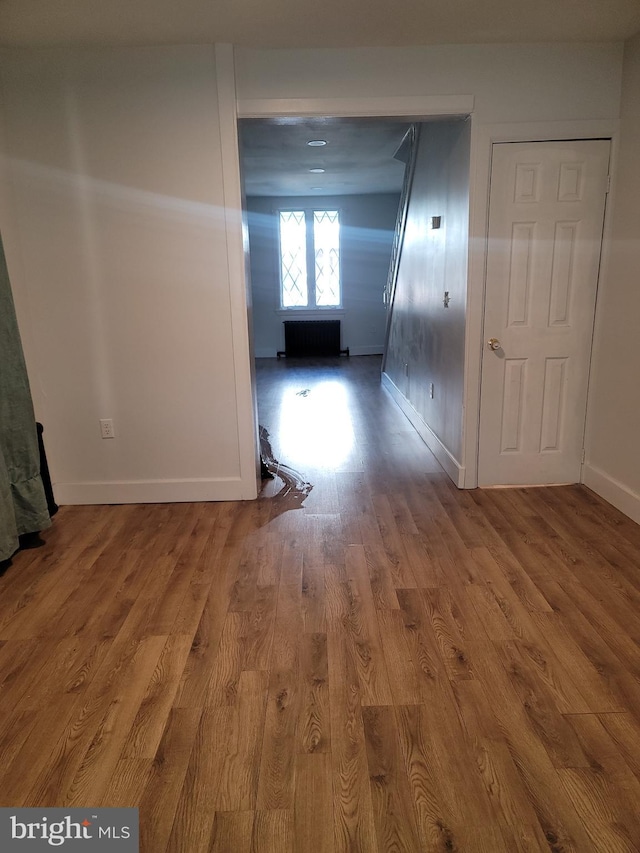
2, 355, 640, 851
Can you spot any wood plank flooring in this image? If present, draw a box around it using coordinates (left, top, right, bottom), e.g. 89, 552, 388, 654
1, 355, 640, 851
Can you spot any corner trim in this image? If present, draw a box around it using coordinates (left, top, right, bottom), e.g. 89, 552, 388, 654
582, 463, 640, 525
381, 372, 465, 487
216, 43, 260, 501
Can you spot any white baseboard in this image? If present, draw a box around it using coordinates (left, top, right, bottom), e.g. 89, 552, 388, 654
349, 345, 384, 356
53, 477, 250, 505
582, 463, 640, 525
381, 372, 465, 488
254, 346, 383, 358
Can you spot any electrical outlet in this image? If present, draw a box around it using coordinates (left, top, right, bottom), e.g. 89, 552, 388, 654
429, 383, 434, 399
100, 418, 115, 439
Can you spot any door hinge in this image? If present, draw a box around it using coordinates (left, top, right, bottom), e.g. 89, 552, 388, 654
581, 448, 586, 464
605, 175, 611, 194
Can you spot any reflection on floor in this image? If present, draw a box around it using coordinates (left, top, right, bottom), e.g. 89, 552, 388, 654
259, 424, 313, 506
256, 354, 443, 507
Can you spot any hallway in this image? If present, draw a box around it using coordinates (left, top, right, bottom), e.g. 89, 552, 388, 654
0, 356, 639, 851
256, 355, 444, 503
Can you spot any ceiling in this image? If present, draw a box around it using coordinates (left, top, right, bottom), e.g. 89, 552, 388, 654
239, 118, 413, 197
0, 0, 638, 48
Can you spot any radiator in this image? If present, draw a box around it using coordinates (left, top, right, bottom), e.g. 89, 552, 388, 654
278, 320, 349, 358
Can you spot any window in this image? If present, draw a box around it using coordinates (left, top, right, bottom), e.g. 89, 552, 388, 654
279, 209, 341, 308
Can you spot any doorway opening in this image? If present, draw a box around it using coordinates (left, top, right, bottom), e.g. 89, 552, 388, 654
238, 117, 410, 490
238, 117, 411, 359
237, 114, 472, 495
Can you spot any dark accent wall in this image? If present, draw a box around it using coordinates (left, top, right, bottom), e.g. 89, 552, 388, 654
383, 120, 471, 464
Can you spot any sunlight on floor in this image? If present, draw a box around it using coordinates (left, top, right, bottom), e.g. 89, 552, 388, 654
277, 380, 355, 469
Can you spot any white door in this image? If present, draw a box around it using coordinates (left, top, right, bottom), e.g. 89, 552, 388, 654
478, 140, 610, 486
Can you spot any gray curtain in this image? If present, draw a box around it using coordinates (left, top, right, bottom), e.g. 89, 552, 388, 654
0, 233, 51, 562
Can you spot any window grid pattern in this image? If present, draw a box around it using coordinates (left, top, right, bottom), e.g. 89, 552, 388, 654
279, 211, 308, 307
313, 210, 340, 307
279, 209, 341, 309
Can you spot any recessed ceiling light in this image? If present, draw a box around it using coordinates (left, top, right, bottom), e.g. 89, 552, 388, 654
309, 168, 325, 173
307, 140, 327, 147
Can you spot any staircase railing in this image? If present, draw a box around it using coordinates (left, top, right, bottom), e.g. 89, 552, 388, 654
381, 123, 420, 373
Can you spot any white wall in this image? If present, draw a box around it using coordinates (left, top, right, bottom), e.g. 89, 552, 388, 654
0, 42, 626, 506
584, 32, 640, 523
0, 46, 255, 504
246, 193, 400, 357
383, 121, 470, 483
235, 44, 622, 124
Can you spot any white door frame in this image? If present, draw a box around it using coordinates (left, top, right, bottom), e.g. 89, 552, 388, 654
463, 118, 619, 489
215, 45, 263, 499
236, 95, 475, 120
228, 84, 475, 495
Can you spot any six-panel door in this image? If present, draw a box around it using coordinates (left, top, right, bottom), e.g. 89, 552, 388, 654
478, 140, 610, 486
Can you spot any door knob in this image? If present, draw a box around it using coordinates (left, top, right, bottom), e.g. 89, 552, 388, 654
487, 337, 501, 351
